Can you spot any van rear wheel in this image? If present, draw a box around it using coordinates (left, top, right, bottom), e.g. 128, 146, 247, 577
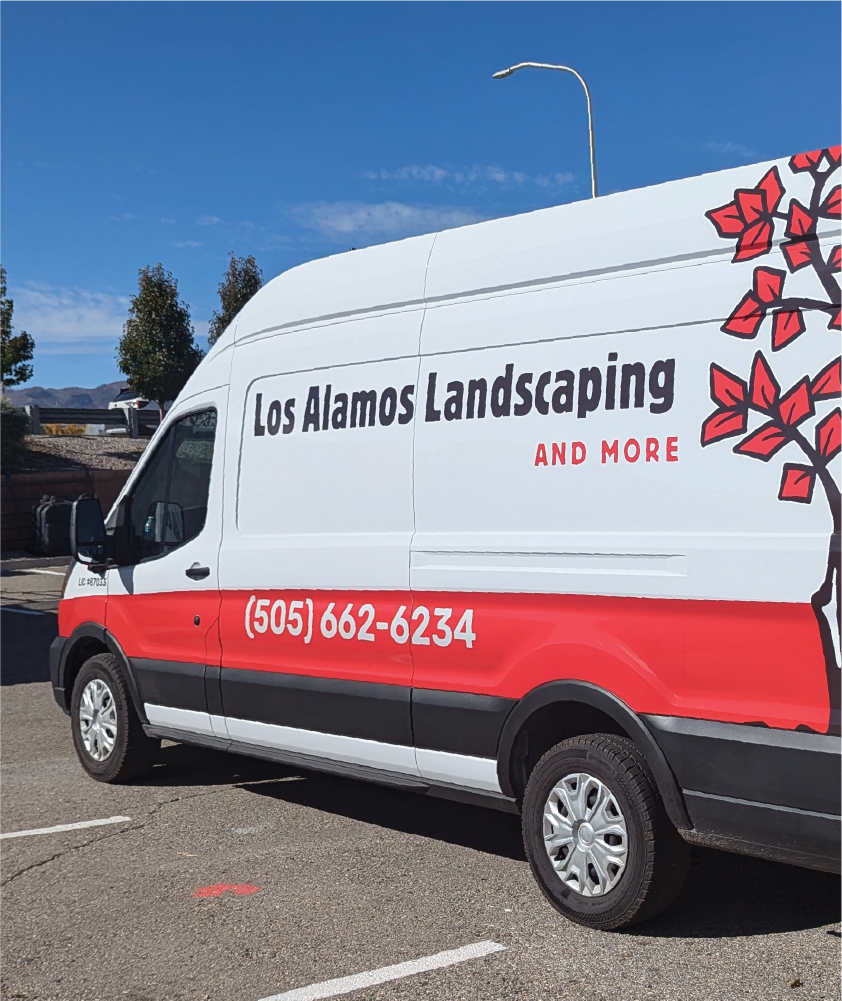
70, 653, 160, 783
522, 733, 689, 930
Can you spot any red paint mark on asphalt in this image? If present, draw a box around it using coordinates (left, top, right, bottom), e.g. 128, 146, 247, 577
192, 883, 262, 898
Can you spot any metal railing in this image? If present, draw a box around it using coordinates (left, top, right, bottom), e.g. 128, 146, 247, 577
23, 406, 161, 438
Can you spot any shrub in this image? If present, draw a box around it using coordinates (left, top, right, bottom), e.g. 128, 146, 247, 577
1, 397, 31, 469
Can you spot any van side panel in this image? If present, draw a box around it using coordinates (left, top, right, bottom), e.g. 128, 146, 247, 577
220, 589, 415, 688
57, 591, 107, 637
411, 251, 837, 736
218, 311, 423, 772
409, 592, 828, 733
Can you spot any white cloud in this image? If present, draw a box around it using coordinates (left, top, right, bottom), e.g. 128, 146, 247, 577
109, 213, 137, 221
290, 201, 485, 240
364, 164, 449, 183
535, 172, 575, 189
9, 281, 210, 357
365, 164, 569, 189
10, 282, 130, 356
160, 217, 176, 225
704, 141, 757, 159
175, 240, 204, 248
196, 215, 222, 226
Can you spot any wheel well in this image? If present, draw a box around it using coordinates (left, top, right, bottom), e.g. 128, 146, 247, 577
507, 700, 631, 802
61, 637, 109, 709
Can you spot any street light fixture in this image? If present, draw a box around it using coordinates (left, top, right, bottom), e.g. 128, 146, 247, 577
492, 62, 598, 199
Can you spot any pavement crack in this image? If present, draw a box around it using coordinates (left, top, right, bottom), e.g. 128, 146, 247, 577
1, 783, 237, 886
1, 824, 135, 886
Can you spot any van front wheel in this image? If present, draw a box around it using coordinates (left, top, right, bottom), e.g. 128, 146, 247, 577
522, 734, 689, 930
70, 653, 160, 783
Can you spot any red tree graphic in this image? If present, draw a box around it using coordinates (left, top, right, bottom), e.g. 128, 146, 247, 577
703, 146, 841, 734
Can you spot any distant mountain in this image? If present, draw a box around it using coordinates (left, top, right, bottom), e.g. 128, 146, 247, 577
5, 381, 128, 409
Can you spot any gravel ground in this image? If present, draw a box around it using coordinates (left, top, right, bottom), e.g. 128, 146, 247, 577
11, 434, 149, 472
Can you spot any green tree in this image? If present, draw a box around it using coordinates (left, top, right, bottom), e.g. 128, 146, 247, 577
0, 397, 31, 469
117, 264, 203, 420
0, 266, 35, 392
207, 252, 263, 346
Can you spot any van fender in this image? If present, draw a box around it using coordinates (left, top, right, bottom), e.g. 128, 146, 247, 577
497, 679, 692, 831
54, 622, 147, 725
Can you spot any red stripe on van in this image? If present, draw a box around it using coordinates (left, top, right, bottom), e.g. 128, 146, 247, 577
218, 589, 830, 734
60, 587, 831, 733
58, 594, 106, 638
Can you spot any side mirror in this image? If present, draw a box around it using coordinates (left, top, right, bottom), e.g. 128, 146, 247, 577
71, 497, 107, 566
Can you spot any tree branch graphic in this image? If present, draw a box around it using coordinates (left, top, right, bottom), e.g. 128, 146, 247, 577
703, 146, 841, 733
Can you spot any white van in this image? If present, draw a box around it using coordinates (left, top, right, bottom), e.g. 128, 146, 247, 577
53, 147, 841, 930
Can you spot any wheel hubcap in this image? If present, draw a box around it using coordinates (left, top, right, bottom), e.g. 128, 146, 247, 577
79, 679, 117, 761
542, 771, 628, 897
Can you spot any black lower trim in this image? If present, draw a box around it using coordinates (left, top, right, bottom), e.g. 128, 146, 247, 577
645, 715, 841, 816
144, 724, 426, 788
646, 714, 841, 872
221, 668, 413, 746
50, 635, 67, 710
205, 665, 224, 716
133, 658, 207, 713
425, 783, 520, 814
412, 688, 515, 757
143, 725, 518, 813
681, 826, 841, 873
682, 792, 841, 873
145, 725, 230, 752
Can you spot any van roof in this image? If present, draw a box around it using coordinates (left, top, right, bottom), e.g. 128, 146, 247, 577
215, 153, 824, 352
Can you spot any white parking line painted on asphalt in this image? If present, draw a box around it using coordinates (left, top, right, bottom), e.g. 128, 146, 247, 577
257, 940, 507, 1001
1, 607, 46, 616
24, 568, 66, 576
0, 816, 132, 840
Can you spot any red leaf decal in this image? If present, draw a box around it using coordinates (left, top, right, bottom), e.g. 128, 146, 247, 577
789, 149, 825, 172
735, 188, 765, 224
753, 267, 785, 304
829, 245, 841, 270
816, 408, 841, 460
811, 357, 842, 400
772, 309, 805, 350
829, 146, 842, 166
734, 422, 789, 460
749, 352, 779, 411
757, 167, 784, 213
735, 220, 772, 261
722, 292, 764, 337
786, 201, 815, 238
701, 408, 747, 445
778, 464, 816, 504
829, 308, 841, 330
778, 378, 814, 427
819, 185, 841, 219
710, 364, 747, 407
706, 202, 745, 237
782, 240, 813, 272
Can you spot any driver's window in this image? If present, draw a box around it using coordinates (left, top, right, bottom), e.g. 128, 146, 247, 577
127, 409, 217, 562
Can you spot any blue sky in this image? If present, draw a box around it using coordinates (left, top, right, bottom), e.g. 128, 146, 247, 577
3, 0, 840, 390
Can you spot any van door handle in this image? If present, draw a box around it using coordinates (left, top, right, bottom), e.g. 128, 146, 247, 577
185, 564, 211, 580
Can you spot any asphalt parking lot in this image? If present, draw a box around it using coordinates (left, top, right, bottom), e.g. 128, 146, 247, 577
1, 558, 840, 1001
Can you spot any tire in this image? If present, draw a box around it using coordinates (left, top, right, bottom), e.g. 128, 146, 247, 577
70, 653, 160, 783
522, 733, 690, 931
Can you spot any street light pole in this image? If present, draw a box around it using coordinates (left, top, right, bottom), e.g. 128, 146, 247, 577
492, 62, 598, 199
